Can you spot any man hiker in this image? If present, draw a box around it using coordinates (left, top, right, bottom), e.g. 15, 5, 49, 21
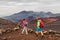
36, 18, 44, 36
21, 18, 28, 35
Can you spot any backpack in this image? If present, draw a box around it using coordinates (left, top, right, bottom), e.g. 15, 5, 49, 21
25, 22, 28, 26
40, 21, 44, 28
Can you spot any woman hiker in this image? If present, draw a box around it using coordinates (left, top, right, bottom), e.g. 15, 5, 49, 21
36, 18, 44, 36
21, 18, 28, 35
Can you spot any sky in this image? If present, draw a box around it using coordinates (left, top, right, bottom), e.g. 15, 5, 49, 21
0, 0, 60, 17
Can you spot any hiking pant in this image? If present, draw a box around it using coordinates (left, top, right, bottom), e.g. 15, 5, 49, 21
22, 27, 28, 35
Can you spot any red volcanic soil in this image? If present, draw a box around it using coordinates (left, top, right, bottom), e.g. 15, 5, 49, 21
0, 17, 60, 40
19, 17, 58, 30
41, 17, 58, 24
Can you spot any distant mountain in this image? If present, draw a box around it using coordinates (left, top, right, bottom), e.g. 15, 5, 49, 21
3, 11, 60, 22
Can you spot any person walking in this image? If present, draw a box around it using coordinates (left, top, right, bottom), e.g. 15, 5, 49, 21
21, 19, 28, 35
36, 18, 44, 36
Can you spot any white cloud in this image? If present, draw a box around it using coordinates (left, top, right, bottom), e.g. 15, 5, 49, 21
0, 0, 60, 17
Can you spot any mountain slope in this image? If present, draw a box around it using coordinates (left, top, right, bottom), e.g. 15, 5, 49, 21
0, 18, 16, 29
4, 11, 60, 22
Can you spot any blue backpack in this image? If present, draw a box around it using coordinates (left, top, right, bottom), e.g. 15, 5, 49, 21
25, 22, 28, 26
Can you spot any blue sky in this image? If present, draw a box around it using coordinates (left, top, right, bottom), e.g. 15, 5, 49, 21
0, 0, 60, 17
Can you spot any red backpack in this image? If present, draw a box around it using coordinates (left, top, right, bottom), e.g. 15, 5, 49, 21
40, 21, 44, 28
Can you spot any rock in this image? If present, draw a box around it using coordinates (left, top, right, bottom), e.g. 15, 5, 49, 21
13, 27, 19, 31
49, 30, 53, 32
55, 34, 60, 37
5, 28, 12, 33
2, 37, 7, 40
2, 29, 6, 33
49, 30, 55, 34
8, 36, 11, 39
28, 28, 35, 33
48, 35, 54, 40
54, 32, 60, 34
43, 30, 49, 35
0, 29, 2, 34
43, 30, 48, 33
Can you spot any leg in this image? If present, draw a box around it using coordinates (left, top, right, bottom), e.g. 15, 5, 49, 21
25, 28, 28, 35
39, 28, 44, 36
36, 28, 39, 36
21, 28, 25, 34
41, 31, 44, 36
36, 31, 39, 35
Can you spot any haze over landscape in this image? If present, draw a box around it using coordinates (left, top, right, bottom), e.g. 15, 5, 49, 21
0, 0, 60, 17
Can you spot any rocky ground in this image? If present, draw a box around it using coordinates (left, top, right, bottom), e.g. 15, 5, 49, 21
0, 25, 60, 40
0, 17, 60, 40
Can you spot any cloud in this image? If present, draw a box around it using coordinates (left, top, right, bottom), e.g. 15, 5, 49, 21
0, 0, 40, 2
0, 0, 60, 17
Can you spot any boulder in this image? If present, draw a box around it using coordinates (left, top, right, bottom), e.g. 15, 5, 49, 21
13, 27, 19, 31
0, 29, 2, 34
2, 37, 7, 40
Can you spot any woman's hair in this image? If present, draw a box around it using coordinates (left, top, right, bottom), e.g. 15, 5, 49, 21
38, 18, 41, 20
23, 18, 26, 21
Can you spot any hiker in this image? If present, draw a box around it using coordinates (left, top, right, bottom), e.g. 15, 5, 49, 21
36, 18, 44, 36
21, 19, 28, 35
